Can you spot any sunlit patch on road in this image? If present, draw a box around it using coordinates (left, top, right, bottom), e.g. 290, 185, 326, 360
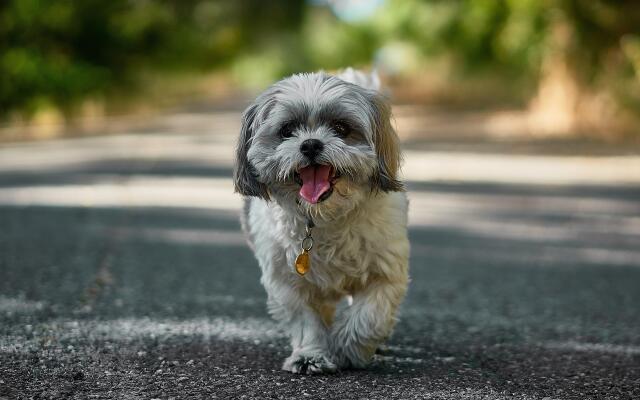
544, 341, 640, 356
113, 226, 248, 246
1, 317, 284, 353
0, 296, 45, 315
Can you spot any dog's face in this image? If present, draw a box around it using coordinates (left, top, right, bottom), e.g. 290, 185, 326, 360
234, 72, 402, 219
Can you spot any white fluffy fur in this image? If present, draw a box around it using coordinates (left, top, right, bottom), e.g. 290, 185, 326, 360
235, 70, 409, 374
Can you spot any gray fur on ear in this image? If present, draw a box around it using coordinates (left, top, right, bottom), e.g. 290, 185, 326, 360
233, 104, 270, 200
368, 92, 404, 192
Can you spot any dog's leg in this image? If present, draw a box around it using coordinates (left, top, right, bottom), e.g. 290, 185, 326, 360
330, 280, 407, 368
266, 283, 337, 374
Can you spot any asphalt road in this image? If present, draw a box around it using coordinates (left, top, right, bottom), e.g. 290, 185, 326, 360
0, 110, 639, 399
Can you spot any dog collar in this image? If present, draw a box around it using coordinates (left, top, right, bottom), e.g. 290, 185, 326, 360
294, 217, 314, 275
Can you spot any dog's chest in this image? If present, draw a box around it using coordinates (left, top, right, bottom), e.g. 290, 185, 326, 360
248, 194, 409, 290
295, 214, 400, 289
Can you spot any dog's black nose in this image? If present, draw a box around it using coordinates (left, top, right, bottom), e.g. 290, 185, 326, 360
300, 139, 324, 159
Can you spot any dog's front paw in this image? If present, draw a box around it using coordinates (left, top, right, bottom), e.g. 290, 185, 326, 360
282, 351, 337, 375
330, 331, 378, 369
331, 345, 371, 370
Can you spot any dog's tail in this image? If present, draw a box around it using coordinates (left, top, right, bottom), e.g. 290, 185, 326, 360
336, 67, 381, 92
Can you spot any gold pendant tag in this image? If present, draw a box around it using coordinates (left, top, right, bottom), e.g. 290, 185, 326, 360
295, 250, 310, 275
294, 222, 314, 276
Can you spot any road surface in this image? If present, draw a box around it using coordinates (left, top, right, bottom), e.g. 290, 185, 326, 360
1, 109, 639, 399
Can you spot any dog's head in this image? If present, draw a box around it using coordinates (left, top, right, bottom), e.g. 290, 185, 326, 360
234, 71, 403, 219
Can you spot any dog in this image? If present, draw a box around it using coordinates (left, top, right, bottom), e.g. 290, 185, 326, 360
234, 69, 409, 374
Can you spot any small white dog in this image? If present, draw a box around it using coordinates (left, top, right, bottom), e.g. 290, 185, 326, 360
234, 69, 409, 374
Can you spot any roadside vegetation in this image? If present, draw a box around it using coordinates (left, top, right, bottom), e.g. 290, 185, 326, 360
1, 0, 638, 137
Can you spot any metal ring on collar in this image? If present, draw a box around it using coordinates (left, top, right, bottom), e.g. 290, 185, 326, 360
301, 236, 314, 251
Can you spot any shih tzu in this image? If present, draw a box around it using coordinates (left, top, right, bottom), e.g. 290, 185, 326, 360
234, 68, 409, 374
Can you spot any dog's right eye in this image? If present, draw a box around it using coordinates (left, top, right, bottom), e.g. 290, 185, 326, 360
278, 122, 296, 139
332, 121, 351, 138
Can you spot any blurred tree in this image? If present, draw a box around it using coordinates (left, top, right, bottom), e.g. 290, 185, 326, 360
1, 0, 638, 134
0, 0, 305, 118
331, 0, 640, 132
529, 0, 640, 133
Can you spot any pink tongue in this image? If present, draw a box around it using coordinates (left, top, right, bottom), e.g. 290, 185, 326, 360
299, 165, 332, 204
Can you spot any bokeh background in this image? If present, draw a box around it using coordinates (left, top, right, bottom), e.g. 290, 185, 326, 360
1, 1, 640, 399
2, 0, 640, 138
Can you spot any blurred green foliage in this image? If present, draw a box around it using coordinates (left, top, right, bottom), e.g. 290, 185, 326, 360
296, 0, 640, 107
1, 0, 639, 119
0, 0, 304, 117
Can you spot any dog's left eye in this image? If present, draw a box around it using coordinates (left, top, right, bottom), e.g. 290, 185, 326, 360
332, 121, 350, 137
278, 122, 297, 139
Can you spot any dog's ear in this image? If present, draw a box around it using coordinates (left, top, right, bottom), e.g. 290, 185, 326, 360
233, 103, 270, 200
369, 92, 404, 192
